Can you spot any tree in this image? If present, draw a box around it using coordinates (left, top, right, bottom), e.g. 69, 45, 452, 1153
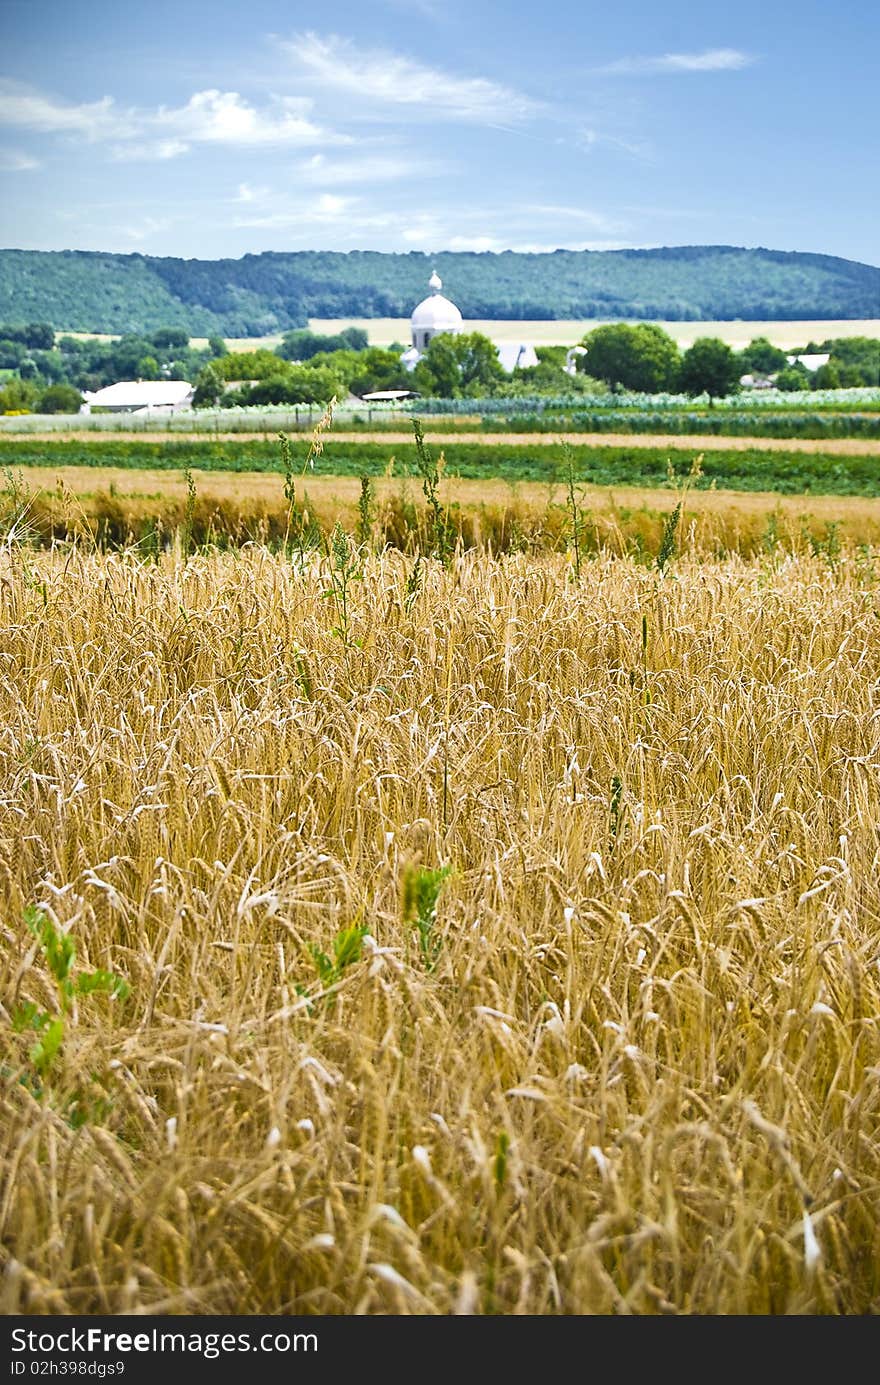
812, 362, 840, 389
578, 323, 680, 393
738, 337, 787, 375
192, 363, 226, 407
136, 355, 159, 380
340, 327, 368, 351
0, 339, 26, 369
232, 365, 340, 406
207, 336, 227, 359
277, 329, 369, 362
774, 366, 810, 392
36, 383, 83, 414
150, 327, 189, 351
0, 379, 38, 412
413, 332, 505, 397
348, 347, 411, 397
216, 349, 289, 381
678, 337, 741, 400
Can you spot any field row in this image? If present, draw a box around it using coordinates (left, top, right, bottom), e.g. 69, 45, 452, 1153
3, 436, 880, 496
10, 465, 880, 558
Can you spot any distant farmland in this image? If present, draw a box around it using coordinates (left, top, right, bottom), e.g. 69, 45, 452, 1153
302, 318, 880, 351
58, 319, 880, 353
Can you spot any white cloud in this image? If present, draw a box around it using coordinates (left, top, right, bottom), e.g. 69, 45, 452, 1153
284, 32, 539, 122
0, 80, 347, 160
296, 152, 429, 185
110, 138, 189, 162
572, 126, 653, 159
235, 182, 270, 203
120, 216, 172, 242
234, 192, 365, 230
153, 90, 341, 149
0, 148, 40, 171
598, 48, 753, 76
528, 204, 622, 233
0, 79, 130, 139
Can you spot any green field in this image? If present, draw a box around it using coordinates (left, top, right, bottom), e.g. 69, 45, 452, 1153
3, 436, 879, 497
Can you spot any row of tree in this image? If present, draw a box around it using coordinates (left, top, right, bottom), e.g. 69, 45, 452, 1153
1, 320, 877, 412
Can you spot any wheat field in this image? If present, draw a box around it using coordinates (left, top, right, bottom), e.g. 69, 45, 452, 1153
2, 534, 880, 1315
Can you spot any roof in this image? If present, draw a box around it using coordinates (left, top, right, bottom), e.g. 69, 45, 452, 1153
787, 354, 830, 370
83, 380, 194, 407
361, 389, 419, 401
410, 271, 462, 332
497, 343, 539, 373
411, 292, 463, 331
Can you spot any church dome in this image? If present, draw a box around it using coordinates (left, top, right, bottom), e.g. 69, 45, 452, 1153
410, 271, 463, 335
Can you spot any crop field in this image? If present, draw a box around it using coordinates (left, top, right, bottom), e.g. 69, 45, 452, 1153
225, 318, 880, 352
56, 321, 880, 354
2, 434, 880, 501
2, 520, 880, 1314
8, 464, 880, 558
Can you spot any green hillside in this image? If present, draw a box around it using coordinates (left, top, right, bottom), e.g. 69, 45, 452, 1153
0, 245, 877, 336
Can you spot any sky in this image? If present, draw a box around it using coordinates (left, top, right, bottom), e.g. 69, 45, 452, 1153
0, 0, 877, 266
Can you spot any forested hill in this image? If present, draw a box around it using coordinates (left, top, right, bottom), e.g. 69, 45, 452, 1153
0, 245, 877, 336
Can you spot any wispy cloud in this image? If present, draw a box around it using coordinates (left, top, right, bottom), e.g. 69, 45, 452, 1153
234, 191, 365, 230
0, 147, 40, 171
295, 152, 435, 185
597, 48, 754, 75
234, 182, 270, 204
120, 216, 173, 242
0, 80, 347, 159
527, 204, 622, 233
572, 126, 653, 159
0, 79, 128, 138
284, 32, 539, 122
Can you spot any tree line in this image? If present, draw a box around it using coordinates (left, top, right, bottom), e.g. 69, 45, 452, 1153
1, 245, 877, 335
1, 321, 877, 416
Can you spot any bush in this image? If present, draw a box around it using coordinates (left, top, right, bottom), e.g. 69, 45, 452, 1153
36, 384, 83, 415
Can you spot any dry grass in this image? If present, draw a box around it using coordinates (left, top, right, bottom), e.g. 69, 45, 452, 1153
11, 465, 880, 560
1, 535, 880, 1315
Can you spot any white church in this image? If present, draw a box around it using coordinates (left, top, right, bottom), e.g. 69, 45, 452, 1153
400, 271, 539, 374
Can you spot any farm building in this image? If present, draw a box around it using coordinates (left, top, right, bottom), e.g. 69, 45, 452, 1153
786, 353, 830, 370
400, 272, 537, 373
80, 380, 194, 414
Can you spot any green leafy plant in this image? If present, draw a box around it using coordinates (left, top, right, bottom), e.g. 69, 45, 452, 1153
322, 522, 363, 648
411, 419, 452, 563
656, 453, 703, 576
12, 904, 129, 1091
308, 921, 369, 1001
182, 466, 197, 559
656, 501, 682, 575
402, 864, 450, 971
357, 471, 376, 548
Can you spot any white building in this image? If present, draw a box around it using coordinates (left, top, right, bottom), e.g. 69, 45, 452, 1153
786, 353, 830, 371
80, 380, 194, 414
400, 272, 537, 374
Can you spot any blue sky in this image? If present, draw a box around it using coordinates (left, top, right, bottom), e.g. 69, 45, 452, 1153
0, 0, 877, 265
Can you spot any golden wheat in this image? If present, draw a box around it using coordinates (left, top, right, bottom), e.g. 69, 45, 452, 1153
1, 540, 879, 1314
